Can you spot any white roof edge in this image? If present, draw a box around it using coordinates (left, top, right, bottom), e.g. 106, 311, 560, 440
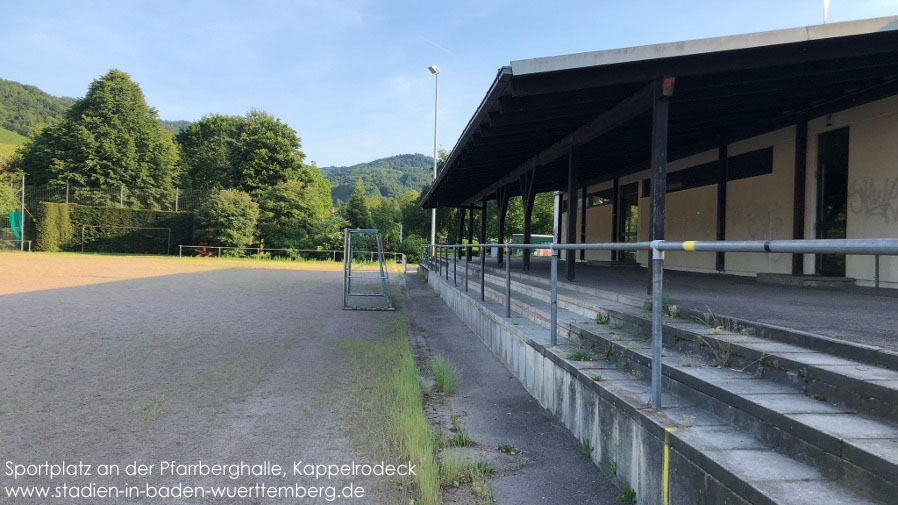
511, 16, 898, 76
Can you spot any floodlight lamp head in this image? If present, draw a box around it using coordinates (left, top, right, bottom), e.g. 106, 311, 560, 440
428, 65, 439, 75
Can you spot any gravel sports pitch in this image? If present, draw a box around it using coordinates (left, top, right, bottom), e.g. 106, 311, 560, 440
0, 252, 400, 503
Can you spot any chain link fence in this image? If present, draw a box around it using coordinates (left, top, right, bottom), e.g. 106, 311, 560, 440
23, 184, 211, 212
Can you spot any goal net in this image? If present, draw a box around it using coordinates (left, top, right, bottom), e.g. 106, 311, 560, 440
80, 225, 172, 255
343, 229, 394, 311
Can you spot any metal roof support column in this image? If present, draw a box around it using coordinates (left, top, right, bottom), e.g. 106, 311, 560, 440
648, 77, 674, 294
566, 146, 580, 281
792, 121, 808, 275
519, 170, 537, 272
716, 142, 728, 272
496, 185, 510, 267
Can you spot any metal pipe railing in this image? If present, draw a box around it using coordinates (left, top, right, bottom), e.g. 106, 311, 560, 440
423, 238, 898, 409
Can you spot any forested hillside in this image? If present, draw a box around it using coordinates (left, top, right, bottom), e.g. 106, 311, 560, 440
0, 77, 191, 137
321, 153, 432, 204
0, 78, 74, 136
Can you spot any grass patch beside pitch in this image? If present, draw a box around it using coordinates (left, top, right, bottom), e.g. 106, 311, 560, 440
342, 314, 440, 505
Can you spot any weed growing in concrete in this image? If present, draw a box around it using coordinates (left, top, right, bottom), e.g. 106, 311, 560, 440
681, 415, 695, 428
497, 442, 520, 455
617, 485, 636, 503
593, 374, 604, 382
431, 356, 458, 395
579, 437, 594, 458
439, 458, 495, 504
695, 335, 733, 368
607, 460, 618, 476
611, 323, 623, 330
450, 418, 475, 447
611, 333, 623, 342
568, 350, 597, 361
595, 312, 610, 324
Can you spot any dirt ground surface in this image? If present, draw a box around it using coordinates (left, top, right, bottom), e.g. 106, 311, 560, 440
0, 252, 400, 504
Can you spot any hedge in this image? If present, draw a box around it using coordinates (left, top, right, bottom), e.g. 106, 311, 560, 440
30, 203, 193, 254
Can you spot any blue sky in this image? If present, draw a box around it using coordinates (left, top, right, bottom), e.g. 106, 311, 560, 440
2, 1, 897, 166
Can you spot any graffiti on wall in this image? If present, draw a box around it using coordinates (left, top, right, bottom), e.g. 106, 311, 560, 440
849, 177, 898, 223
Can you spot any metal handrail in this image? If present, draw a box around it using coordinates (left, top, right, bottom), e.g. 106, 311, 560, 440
422, 238, 898, 409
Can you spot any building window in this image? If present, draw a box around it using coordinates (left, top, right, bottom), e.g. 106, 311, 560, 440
640, 146, 774, 197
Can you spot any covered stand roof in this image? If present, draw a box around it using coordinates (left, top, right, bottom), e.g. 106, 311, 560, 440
422, 17, 898, 209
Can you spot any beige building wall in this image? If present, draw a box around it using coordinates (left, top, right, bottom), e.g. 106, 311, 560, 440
806, 94, 898, 288
558, 94, 898, 287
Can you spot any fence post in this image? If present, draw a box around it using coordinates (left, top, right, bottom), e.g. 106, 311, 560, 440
218, 247, 221, 258
179, 245, 182, 258
66, 182, 70, 204
505, 244, 511, 317
445, 245, 449, 280
651, 240, 665, 409
551, 245, 558, 345
175, 188, 179, 212
120, 185, 124, 208
454, 246, 457, 284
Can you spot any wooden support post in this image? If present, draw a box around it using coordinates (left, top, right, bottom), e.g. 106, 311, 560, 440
520, 170, 537, 272
580, 186, 587, 261
611, 177, 619, 261
496, 186, 509, 267
467, 205, 475, 261
457, 208, 466, 259
566, 146, 580, 281
648, 77, 673, 294
792, 121, 808, 275
480, 199, 487, 301
716, 143, 728, 272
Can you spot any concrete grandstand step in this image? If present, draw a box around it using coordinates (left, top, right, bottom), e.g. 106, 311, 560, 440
470, 264, 898, 423
471, 261, 898, 372
571, 319, 898, 501
451, 269, 898, 503
426, 265, 882, 505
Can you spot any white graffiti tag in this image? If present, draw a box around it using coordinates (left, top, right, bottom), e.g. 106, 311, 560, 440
849, 177, 898, 223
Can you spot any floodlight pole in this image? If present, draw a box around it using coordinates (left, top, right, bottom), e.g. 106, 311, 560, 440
429, 65, 439, 255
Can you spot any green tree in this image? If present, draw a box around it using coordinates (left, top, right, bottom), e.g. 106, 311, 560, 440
177, 111, 308, 194
175, 114, 241, 190
256, 179, 331, 248
232, 110, 305, 193
195, 189, 259, 247
10, 70, 179, 206
341, 179, 373, 229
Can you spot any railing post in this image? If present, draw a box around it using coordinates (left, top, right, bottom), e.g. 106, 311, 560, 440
445, 245, 449, 280
505, 243, 512, 317
179, 245, 182, 258
550, 245, 558, 346
651, 240, 665, 409
454, 246, 458, 284
480, 242, 485, 301
465, 246, 469, 292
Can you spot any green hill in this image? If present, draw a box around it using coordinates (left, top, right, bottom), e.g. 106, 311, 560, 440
0, 76, 191, 139
0, 126, 26, 161
321, 153, 433, 204
0, 78, 73, 136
